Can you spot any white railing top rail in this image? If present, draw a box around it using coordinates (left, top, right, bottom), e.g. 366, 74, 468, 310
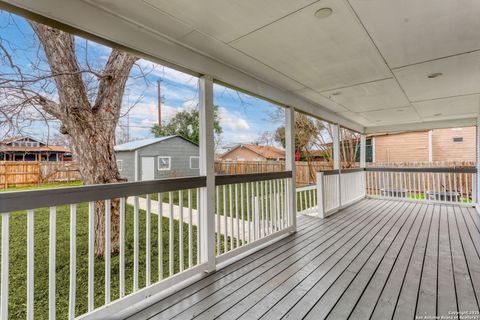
296, 184, 316, 192
320, 168, 364, 176
320, 167, 477, 174
215, 171, 292, 185
0, 176, 207, 213
0, 171, 294, 213
365, 167, 476, 173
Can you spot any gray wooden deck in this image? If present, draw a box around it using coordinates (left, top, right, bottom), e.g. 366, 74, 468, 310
126, 199, 480, 320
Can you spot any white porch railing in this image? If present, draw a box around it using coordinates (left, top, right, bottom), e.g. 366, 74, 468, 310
314, 167, 477, 219
365, 167, 477, 204
0, 171, 294, 319
296, 184, 317, 214
316, 168, 366, 218
214, 172, 293, 264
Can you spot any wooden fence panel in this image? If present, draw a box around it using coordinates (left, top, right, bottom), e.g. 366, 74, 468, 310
214, 160, 333, 186
0, 162, 81, 188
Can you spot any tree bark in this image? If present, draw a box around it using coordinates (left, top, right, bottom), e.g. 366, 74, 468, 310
29, 22, 138, 256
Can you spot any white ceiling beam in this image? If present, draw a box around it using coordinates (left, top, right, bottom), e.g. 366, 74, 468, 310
365, 117, 477, 134
1, 0, 364, 132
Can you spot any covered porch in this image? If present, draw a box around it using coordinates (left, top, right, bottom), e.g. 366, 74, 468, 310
126, 199, 480, 320
0, 0, 480, 319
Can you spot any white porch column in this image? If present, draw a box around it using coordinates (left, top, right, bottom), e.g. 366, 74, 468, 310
285, 106, 297, 230
428, 130, 433, 162
332, 124, 341, 170
360, 134, 366, 168
476, 118, 480, 206
199, 75, 216, 272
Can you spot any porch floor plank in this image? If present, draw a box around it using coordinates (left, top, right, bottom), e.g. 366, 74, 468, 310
123, 199, 480, 320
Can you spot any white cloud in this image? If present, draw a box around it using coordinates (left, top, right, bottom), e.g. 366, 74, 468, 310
135, 60, 198, 88
218, 107, 250, 130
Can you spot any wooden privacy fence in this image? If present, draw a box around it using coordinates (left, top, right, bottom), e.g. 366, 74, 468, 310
365, 167, 476, 203
214, 160, 333, 185
0, 161, 81, 187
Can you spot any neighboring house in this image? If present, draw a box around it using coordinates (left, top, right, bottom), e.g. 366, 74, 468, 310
114, 135, 199, 181
218, 143, 285, 161
0, 136, 72, 161
369, 127, 476, 163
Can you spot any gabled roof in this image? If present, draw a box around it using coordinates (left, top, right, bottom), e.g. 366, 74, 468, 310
220, 143, 285, 160
114, 135, 197, 151
1, 135, 45, 145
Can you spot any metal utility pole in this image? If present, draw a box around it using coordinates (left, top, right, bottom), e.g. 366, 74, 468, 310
157, 80, 162, 126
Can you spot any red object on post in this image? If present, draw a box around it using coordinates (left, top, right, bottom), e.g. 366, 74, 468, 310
295, 150, 301, 161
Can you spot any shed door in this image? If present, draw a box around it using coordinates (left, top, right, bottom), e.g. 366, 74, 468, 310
141, 157, 155, 181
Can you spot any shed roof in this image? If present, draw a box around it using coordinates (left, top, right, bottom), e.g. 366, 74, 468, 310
114, 136, 197, 151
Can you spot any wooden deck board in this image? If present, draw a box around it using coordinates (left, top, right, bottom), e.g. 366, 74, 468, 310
437, 205, 458, 317
209, 201, 396, 320
392, 204, 434, 320
125, 199, 480, 320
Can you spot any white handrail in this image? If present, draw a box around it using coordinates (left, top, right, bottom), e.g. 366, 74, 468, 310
0, 172, 295, 319
365, 167, 476, 205
317, 169, 366, 218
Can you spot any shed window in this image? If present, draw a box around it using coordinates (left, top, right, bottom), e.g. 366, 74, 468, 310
158, 156, 171, 170
116, 160, 123, 171
190, 156, 199, 169
453, 137, 463, 142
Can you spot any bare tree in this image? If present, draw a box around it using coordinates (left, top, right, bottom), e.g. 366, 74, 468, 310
273, 111, 360, 181
0, 18, 138, 256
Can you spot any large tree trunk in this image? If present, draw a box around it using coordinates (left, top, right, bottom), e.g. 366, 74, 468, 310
63, 113, 122, 256
29, 22, 138, 257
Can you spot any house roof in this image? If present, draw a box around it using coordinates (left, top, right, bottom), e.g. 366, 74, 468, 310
0, 145, 71, 153
114, 135, 197, 152
220, 143, 285, 160
1, 135, 45, 145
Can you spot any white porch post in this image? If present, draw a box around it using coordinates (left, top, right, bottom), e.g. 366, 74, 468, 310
360, 134, 366, 169
428, 130, 433, 163
199, 75, 216, 272
476, 118, 480, 207
285, 106, 297, 230
332, 124, 340, 170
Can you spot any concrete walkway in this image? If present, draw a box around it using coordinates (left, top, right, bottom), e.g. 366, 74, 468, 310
127, 197, 315, 241
127, 197, 256, 241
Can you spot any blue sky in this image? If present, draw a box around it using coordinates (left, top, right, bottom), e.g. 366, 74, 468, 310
0, 11, 284, 149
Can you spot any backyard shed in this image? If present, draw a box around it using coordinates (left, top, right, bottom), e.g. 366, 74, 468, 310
114, 136, 199, 181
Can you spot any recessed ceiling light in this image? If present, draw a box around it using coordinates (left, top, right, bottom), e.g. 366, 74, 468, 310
315, 7, 333, 19
427, 72, 443, 79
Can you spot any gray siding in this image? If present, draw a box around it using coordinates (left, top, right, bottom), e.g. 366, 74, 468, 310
115, 137, 199, 181
116, 151, 136, 181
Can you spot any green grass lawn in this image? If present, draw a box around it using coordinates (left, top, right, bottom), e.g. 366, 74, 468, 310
0, 181, 82, 192
407, 193, 473, 203
3, 202, 209, 319
0, 180, 307, 319
148, 182, 315, 219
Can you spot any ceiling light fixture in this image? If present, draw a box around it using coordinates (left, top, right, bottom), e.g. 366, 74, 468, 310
427, 72, 443, 79
315, 7, 333, 19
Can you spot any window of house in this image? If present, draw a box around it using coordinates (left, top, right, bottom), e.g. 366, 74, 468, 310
453, 137, 463, 142
158, 156, 171, 170
116, 160, 123, 171
190, 156, 199, 169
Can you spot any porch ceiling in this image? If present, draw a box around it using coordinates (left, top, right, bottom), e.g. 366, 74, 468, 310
4, 0, 480, 132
